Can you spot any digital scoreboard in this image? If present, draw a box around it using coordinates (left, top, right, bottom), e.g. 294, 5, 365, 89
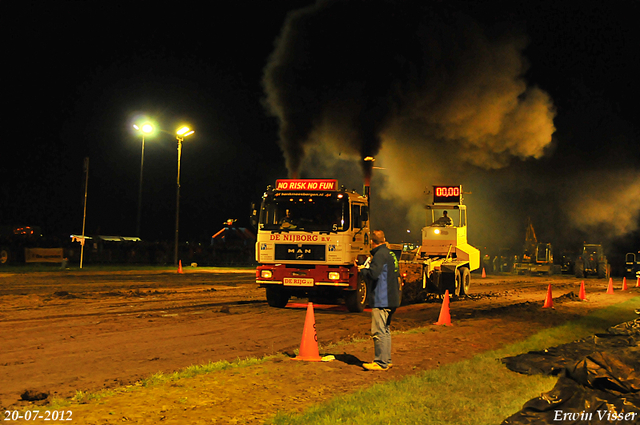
433, 185, 462, 204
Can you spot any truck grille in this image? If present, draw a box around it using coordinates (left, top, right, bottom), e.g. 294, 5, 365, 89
275, 244, 326, 261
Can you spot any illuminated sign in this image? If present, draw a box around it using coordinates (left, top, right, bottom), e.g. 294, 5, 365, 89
275, 179, 337, 191
433, 185, 462, 204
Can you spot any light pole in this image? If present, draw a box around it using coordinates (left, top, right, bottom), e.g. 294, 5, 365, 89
174, 126, 195, 266
133, 122, 154, 237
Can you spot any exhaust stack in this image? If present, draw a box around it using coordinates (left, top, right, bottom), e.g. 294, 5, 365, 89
363, 156, 374, 227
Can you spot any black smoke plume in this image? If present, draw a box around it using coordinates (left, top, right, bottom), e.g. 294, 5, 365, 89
263, 0, 555, 179
263, 0, 427, 177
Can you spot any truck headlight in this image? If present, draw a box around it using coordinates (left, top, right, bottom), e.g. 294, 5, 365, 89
434, 229, 441, 235
328, 272, 340, 280
261, 270, 273, 279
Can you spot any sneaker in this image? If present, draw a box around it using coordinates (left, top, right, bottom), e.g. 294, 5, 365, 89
362, 362, 389, 371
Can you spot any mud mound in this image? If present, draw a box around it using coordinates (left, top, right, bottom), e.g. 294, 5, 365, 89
555, 291, 581, 302
52, 291, 79, 299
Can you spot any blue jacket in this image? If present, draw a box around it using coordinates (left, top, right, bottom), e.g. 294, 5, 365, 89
360, 244, 401, 308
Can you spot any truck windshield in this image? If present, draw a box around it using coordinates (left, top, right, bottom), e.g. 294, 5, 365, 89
259, 192, 350, 232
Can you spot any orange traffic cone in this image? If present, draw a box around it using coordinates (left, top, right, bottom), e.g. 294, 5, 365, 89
623, 277, 628, 291
637, 277, 640, 288
177, 260, 184, 274
606, 278, 614, 294
579, 280, 586, 301
543, 284, 553, 308
434, 290, 452, 326
482, 268, 486, 278
293, 302, 322, 362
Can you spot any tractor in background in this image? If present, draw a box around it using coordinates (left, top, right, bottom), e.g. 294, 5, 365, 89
574, 243, 608, 278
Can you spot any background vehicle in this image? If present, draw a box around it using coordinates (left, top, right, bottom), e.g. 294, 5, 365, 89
497, 248, 515, 273
513, 218, 560, 275
624, 252, 640, 279
559, 249, 576, 274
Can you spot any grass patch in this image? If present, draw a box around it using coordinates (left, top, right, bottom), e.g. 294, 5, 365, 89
138, 356, 276, 387
37, 354, 286, 410
268, 296, 640, 425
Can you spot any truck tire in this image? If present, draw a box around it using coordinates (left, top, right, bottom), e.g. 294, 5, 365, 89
265, 287, 290, 308
0, 247, 10, 265
345, 274, 367, 312
574, 261, 584, 278
597, 262, 607, 278
453, 268, 462, 297
459, 267, 471, 295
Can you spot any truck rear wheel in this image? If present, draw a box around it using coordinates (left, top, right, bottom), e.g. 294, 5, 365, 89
265, 287, 290, 308
459, 267, 471, 295
345, 274, 367, 312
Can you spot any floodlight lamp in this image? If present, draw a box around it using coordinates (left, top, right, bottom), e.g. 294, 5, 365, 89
364, 156, 375, 162
141, 123, 153, 134
176, 126, 191, 136
133, 124, 140, 130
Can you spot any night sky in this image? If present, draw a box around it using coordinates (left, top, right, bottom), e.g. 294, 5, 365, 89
3, 1, 640, 261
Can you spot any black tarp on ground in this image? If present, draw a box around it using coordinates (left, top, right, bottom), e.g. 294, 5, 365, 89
501, 319, 640, 424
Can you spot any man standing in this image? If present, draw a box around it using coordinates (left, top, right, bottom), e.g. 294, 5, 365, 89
357, 230, 401, 371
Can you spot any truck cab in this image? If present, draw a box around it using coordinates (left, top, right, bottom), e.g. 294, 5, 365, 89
421, 204, 478, 266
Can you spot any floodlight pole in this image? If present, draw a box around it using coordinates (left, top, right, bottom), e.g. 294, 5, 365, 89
136, 134, 145, 237
174, 136, 183, 267
133, 122, 154, 237
80, 157, 89, 269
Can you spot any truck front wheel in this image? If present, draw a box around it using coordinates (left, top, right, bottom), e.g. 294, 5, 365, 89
265, 287, 290, 308
345, 275, 367, 312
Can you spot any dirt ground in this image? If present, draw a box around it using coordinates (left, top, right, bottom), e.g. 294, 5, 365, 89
1, 269, 638, 423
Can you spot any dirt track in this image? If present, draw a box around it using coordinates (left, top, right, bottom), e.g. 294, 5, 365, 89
1, 269, 638, 422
